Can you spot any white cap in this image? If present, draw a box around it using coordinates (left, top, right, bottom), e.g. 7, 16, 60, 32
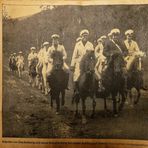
125, 29, 134, 35
19, 51, 22, 54
100, 35, 107, 39
13, 53, 16, 55
80, 29, 89, 37
97, 38, 102, 42
30, 47, 36, 50
108, 32, 112, 37
43, 42, 49, 46
51, 34, 60, 39
76, 37, 82, 42
110, 28, 120, 35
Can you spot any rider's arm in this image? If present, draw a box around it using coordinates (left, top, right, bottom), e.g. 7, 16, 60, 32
70, 44, 78, 67
62, 46, 67, 60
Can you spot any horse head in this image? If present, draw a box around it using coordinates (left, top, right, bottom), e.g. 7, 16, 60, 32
80, 50, 96, 75
52, 50, 63, 70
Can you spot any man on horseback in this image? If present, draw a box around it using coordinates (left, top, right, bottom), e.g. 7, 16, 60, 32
16, 51, 25, 70
28, 47, 38, 83
103, 28, 128, 90
71, 29, 94, 94
124, 29, 147, 91
47, 34, 70, 90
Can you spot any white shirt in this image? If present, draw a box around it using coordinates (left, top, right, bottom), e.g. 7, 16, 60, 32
16, 55, 24, 63
95, 43, 104, 58
28, 52, 37, 61
48, 44, 67, 60
124, 39, 140, 54
71, 41, 94, 67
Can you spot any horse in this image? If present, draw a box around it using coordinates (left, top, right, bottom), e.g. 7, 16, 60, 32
96, 53, 127, 117
126, 54, 146, 106
29, 58, 38, 87
72, 50, 97, 124
9, 57, 17, 73
47, 50, 68, 114
17, 58, 24, 78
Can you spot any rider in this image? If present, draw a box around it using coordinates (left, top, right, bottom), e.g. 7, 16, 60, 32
124, 29, 147, 90
47, 34, 70, 90
16, 51, 25, 70
124, 29, 144, 71
103, 28, 128, 89
103, 28, 128, 63
36, 42, 49, 73
70, 29, 94, 94
94, 37, 107, 91
28, 47, 38, 82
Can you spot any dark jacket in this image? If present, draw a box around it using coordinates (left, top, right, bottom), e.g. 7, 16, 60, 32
103, 39, 128, 61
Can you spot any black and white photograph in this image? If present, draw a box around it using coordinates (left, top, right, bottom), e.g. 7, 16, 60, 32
2, 3, 148, 141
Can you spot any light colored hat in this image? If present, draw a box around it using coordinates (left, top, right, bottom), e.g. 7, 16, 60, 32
43, 42, 49, 46
110, 28, 120, 35
125, 29, 134, 35
51, 34, 60, 39
97, 38, 102, 42
13, 53, 16, 55
80, 29, 89, 37
30, 47, 36, 50
100, 35, 107, 39
19, 51, 22, 54
108, 32, 112, 37
76, 37, 82, 42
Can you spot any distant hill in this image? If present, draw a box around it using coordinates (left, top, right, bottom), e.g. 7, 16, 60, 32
3, 5, 148, 64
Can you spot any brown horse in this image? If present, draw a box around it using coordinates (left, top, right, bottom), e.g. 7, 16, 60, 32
73, 50, 97, 124
96, 53, 126, 117
47, 51, 68, 114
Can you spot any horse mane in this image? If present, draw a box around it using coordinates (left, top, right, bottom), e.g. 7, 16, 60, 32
80, 51, 96, 74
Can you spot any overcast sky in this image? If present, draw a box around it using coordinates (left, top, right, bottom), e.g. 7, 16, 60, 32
3, 5, 43, 18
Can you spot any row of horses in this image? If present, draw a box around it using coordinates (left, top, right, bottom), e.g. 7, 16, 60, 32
9, 51, 145, 124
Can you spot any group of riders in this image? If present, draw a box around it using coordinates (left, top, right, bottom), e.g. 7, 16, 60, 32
9, 28, 147, 116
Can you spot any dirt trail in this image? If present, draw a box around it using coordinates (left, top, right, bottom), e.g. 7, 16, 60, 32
2, 63, 148, 139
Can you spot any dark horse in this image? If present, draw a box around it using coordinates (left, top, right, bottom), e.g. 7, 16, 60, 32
126, 56, 144, 106
9, 57, 17, 73
73, 50, 97, 124
47, 50, 68, 114
96, 53, 126, 116
29, 58, 38, 87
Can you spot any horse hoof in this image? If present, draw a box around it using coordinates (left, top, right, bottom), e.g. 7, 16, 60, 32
113, 113, 119, 118
130, 104, 134, 108
56, 112, 59, 115
82, 116, 87, 124
90, 114, 95, 119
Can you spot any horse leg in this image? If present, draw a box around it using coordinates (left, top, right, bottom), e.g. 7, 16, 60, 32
129, 89, 134, 107
56, 91, 60, 114
91, 96, 96, 118
50, 90, 53, 108
118, 91, 126, 112
81, 97, 87, 124
61, 90, 65, 106
112, 94, 118, 117
134, 88, 141, 104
